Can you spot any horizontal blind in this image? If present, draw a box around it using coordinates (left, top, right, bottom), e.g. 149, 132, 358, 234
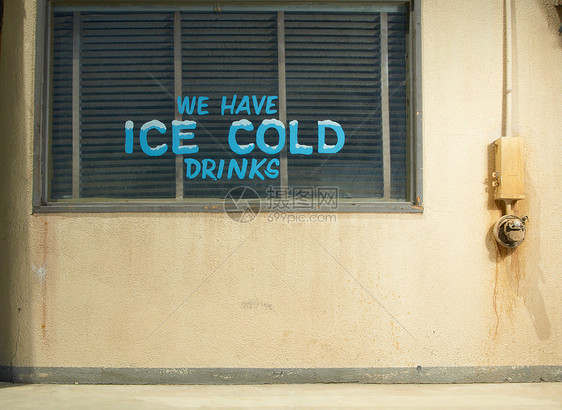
388, 12, 408, 200
181, 12, 279, 199
51, 12, 73, 199
79, 12, 176, 198
49, 7, 410, 203
285, 12, 384, 199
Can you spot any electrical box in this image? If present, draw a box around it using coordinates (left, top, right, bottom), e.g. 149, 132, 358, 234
493, 137, 525, 201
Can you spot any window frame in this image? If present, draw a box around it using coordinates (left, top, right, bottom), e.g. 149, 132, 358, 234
33, 0, 422, 213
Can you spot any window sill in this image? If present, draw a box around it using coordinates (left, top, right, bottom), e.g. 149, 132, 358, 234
32, 200, 423, 214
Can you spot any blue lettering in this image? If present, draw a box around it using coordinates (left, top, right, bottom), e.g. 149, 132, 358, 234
201, 159, 217, 180
172, 120, 198, 155
289, 120, 312, 155
221, 95, 237, 116
265, 96, 278, 114
265, 158, 280, 179
318, 120, 345, 154
256, 119, 285, 155
227, 158, 248, 179
252, 95, 267, 115
235, 95, 251, 115
177, 96, 197, 115
140, 120, 167, 156
228, 120, 255, 155
249, 158, 268, 180
197, 96, 209, 115
184, 158, 201, 179
124, 120, 134, 154
216, 159, 225, 179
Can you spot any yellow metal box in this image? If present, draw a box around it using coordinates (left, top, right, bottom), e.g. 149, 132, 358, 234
494, 137, 525, 201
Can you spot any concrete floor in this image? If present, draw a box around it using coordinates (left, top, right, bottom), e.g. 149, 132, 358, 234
0, 382, 560, 409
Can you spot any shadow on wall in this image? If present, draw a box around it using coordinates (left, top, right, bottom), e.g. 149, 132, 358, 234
484, 142, 501, 262
538, 0, 562, 42
523, 0, 562, 342
516, 170, 550, 341
483, 0, 555, 343
485, 144, 550, 341
0, 0, 33, 376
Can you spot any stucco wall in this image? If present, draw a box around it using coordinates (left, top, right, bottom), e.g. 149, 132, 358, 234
0, 0, 560, 373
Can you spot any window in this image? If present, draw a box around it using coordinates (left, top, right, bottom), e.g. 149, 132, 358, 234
34, 1, 422, 212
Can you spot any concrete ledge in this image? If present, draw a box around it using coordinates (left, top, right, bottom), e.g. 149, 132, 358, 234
0, 366, 560, 385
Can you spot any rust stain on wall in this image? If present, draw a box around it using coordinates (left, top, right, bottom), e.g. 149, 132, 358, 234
492, 239, 523, 338
493, 247, 500, 337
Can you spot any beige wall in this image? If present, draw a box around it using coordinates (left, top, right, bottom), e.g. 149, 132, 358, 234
0, 0, 561, 371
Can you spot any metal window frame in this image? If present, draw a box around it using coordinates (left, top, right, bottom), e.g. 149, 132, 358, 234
33, 0, 423, 213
